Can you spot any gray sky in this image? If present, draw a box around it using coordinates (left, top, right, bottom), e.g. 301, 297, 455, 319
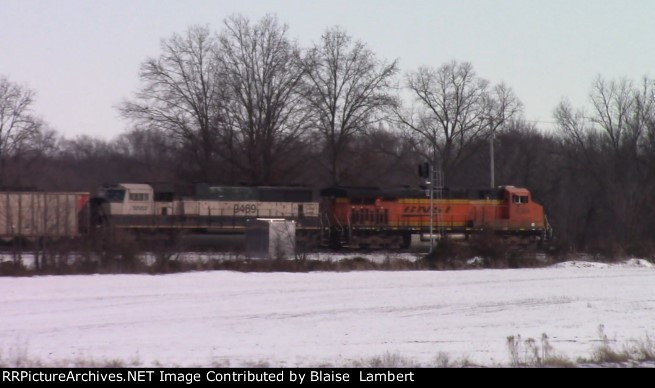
1, 0, 653, 140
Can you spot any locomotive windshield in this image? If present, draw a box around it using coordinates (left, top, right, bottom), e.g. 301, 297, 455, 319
100, 189, 125, 203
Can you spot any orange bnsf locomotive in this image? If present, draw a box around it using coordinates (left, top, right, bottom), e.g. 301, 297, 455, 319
320, 186, 550, 249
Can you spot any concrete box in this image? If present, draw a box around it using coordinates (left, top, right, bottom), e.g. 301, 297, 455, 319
245, 219, 296, 259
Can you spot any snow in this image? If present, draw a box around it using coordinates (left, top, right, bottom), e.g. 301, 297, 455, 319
1, 261, 655, 366
551, 258, 655, 269
303, 252, 420, 263
0, 252, 422, 269
175, 251, 421, 264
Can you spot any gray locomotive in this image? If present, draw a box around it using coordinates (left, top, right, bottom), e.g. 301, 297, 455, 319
92, 183, 320, 234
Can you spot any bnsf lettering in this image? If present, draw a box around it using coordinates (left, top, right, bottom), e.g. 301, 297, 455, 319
402, 206, 450, 214
233, 203, 257, 215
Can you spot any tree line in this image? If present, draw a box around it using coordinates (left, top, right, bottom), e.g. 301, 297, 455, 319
2, 14, 655, 254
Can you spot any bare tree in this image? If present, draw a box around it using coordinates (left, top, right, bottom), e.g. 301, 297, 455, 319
217, 15, 312, 184
554, 75, 655, 248
397, 61, 521, 185
113, 127, 178, 181
634, 78, 655, 154
120, 25, 229, 182
0, 76, 47, 186
556, 77, 650, 182
302, 27, 398, 185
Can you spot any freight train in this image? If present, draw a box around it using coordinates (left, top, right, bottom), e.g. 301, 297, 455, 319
320, 185, 550, 249
0, 183, 550, 249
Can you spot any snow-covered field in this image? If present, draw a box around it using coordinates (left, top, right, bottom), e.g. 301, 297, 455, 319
1, 261, 655, 367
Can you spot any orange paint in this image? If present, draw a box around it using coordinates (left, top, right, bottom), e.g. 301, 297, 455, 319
326, 186, 547, 234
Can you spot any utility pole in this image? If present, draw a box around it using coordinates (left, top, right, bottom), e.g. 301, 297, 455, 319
489, 116, 495, 189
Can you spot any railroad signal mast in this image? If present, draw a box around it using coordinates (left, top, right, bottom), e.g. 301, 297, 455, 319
419, 162, 444, 253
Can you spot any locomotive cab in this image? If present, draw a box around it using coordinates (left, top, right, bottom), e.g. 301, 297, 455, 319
502, 186, 546, 232
96, 183, 154, 216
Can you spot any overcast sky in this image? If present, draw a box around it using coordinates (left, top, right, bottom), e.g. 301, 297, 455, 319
1, 0, 653, 140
